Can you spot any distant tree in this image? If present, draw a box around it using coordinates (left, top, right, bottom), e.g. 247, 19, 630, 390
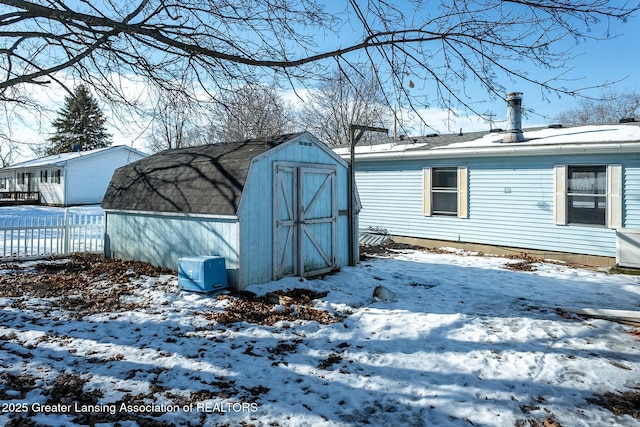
209, 85, 295, 142
46, 85, 111, 155
145, 91, 207, 152
0, 94, 52, 164
556, 89, 640, 125
0, 136, 16, 166
300, 69, 393, 146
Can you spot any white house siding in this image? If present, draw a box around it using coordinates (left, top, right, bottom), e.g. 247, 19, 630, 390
1, 146, 147, 206
237, 135, 351, 287
356, 153, 640, 258
64, 149, 145, 205
105, 212, 240, 285
38, 177, 65, 205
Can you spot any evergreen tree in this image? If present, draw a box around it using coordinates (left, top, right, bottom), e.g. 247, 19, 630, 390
46, 85, 112, 155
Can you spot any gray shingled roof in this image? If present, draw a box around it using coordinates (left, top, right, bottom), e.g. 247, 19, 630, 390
102, 133, 305, 215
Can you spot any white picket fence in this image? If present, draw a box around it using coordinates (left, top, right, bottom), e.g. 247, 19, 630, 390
0, 212, 104, 260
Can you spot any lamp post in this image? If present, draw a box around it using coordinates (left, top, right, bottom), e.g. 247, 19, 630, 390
348, 124, 388, 266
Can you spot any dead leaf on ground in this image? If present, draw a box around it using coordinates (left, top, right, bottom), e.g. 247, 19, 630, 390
206, 288, 343, 326
587, 390, 640, 419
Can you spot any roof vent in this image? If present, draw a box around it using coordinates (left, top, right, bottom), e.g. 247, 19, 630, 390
425, 133, 439, 138
548, 124, 563, 129
502, 92, 525, 143
619, 117, 636, 123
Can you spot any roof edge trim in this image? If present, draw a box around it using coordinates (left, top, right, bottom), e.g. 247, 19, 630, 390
338, 142, 640, 161
4, 145, 148, 170
103, 209, 238, 221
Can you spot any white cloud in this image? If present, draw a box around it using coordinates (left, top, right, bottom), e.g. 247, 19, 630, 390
401, 106, 503, 136
2, 75, 162, 162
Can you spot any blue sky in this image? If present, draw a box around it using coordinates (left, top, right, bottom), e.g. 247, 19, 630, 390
317, 1, 640, 133
521, 19, 640, 123
6, 1, 640, 160
433, 21, 640, 133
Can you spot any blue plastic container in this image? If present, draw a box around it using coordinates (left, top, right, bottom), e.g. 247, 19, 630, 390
178, 256, 228, 292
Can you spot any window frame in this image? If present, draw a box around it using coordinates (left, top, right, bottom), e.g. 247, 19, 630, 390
423, 166, 468, 218
554, 164, 622, 229
566, 165, 606, 226
431, 167, 459, 216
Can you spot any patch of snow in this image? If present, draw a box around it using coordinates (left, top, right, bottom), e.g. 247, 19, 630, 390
333, 141, 429, 155
1, 249, 639, 426
443, 124, 640, 148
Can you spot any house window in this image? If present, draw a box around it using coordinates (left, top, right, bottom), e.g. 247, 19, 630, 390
53, 169, 61, 184
18, 173, 25, 185
423, 166, 468, 218
40, 170, 48, 183
554, 164, 622, 228
432, 168, 458, 215
0, 178, 5, 189
567, 165, 606, 225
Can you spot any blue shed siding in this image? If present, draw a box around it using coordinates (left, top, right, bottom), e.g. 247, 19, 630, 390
105, 212, 240, 284
236, 134, 350, 287
356, 153, 640, 258
105, 134, 353, 289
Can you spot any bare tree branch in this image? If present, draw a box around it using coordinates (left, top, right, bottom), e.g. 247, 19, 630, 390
556, 88, 640, 125
0, 0, 637, 151
300, 68, 394, 146
209, 84, 296, 143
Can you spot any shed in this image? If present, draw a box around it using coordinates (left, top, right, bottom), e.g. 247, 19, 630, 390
0, 145, 147, 206
101, 132, 357, 289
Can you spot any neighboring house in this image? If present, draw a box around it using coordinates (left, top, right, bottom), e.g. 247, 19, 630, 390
0, 146, 148, 206
101, 132, 358, 289
336, 94, 640, 268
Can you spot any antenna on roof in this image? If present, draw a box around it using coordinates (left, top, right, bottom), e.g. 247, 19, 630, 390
486, 112, 496, 132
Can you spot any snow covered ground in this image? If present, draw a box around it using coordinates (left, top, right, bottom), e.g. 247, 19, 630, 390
1, 247, 640, 426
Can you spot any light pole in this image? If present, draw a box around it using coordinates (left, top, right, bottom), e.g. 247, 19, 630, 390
348, 124, 388, 266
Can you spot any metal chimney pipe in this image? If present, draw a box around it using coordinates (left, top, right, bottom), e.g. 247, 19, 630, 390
503, 92, 524, 143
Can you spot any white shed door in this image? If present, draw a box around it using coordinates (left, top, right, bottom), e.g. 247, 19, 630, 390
274, 163, 338, 280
